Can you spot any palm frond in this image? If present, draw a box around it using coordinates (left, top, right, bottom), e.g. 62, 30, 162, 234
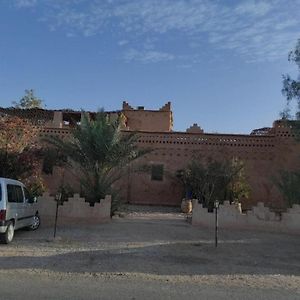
43, 109, 147, 209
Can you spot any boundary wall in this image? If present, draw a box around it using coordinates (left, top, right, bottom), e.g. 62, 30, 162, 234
38, 193, 111, 224
192, 200, 300, 233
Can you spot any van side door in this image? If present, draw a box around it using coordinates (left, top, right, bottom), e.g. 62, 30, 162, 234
23, 187, 36, 227
6, 184, 25, 230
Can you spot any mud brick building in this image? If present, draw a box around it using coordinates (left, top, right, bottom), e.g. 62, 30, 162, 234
1, 101, 299, 209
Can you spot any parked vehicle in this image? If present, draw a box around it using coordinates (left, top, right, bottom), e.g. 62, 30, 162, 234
0, 178, 40, 244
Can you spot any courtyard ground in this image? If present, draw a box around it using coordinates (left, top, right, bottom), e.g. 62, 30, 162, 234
0, 205, 299, 299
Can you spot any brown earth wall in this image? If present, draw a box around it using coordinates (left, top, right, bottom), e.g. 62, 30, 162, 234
129, 131, 279, 208
124, 110, 173, 132
37, 120, 300, 210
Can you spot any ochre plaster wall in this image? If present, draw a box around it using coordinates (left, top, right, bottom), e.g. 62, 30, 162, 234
2, 104, 299, 210
122, 101, 173, 132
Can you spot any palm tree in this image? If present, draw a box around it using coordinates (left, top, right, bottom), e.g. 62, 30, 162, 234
44, 110, 145, 210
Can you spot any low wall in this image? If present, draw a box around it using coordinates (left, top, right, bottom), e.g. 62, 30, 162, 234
192, 200, 300, 233
37, 193, 112, 224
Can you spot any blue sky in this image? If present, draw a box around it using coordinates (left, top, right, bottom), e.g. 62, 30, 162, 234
0, 0, 299, 133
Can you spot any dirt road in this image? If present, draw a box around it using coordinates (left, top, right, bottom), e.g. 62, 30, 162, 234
0, 207, 299, 299
0, 269, 299, 300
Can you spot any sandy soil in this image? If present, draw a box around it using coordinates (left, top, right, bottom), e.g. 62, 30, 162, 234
0, 206, 299, 299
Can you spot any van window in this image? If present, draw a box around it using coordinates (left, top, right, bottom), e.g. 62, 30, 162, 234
24, 188, 31, 201
0, 184, 2, 201
7, 185, 24, 203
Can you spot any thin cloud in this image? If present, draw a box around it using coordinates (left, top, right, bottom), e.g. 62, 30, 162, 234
9, 0, 300, 64
124, 49, 175, 63
13, 0, 37, 8
235, 1, 273, 16
118, 40, 129, 46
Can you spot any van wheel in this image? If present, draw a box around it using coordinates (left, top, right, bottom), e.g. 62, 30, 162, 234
28, 214, 40, 231
0, 221, 14, 244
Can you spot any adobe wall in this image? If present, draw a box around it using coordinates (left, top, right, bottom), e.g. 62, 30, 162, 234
2, 104, 300, 209
34, 117, 300, 209
192, 200, 300, 233
122, 101, 173, 132
37, 193, 111, 225
128, 131, 278, 207
126, 120, 300, 208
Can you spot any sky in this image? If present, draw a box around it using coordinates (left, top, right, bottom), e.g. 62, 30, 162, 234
0, 0, 299, 134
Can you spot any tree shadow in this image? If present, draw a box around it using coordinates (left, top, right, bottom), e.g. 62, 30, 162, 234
1, 238, 299, 276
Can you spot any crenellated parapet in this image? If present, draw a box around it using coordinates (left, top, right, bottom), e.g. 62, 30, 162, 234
186, 123, 204, 134
122, 101, 134, 110
159, 102, 171, 112
192, 200, 300, 232
38, 193, 112, 224
121, 101, 173, 132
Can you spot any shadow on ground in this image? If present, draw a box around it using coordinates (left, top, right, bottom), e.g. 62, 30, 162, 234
1, 217, 300, 277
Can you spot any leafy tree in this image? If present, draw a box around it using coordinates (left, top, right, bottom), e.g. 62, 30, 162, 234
12, 89, 44, 109
41, 147, 67, 175
273, 170, 300, 207
177, 158, 250, 210
277, 39, 300, 206
44, 110, 145, 211
0, 114, 44, 196
282, 39, 300, 119
227, 159, 250, 201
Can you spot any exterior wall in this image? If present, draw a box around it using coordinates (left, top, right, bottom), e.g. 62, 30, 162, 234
2, 103, 300, 210
29, 111, 300, 209
42, 167, 80, 196
34, 114, 300, 209
125, 119, 300, 208
192, 200, 300, 233
122, 101, 173, 132
38, 193, 111, 224
129, 130, 280, 208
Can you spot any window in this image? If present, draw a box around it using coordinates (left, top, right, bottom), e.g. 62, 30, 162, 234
7, 185, 24, 203
24, 188, 31, 201
15, 186, 24, 203
151, 164, 164, 181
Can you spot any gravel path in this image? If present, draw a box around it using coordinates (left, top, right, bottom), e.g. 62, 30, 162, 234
0, 206, 299, 299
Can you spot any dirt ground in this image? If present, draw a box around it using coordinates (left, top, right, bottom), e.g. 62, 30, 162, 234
0, 205, 299, 299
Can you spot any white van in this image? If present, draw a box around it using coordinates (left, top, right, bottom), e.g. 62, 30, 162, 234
0, 178, 40, 244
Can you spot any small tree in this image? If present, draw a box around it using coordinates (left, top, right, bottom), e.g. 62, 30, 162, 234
227, 158, 251, 202
44, 110, 145, 212
177, 158, 250, 210
273, 170, 300, 207
282, 39, 300, 119
277, 39, 300, 206
0, 114, 44, 196
12, 89, 44, 109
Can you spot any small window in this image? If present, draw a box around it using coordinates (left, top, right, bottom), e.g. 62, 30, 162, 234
151, 164, 164, 181
7, 185, 24, 203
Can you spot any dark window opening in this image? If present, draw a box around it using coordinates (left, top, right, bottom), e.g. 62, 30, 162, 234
151, 164, 164, 181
